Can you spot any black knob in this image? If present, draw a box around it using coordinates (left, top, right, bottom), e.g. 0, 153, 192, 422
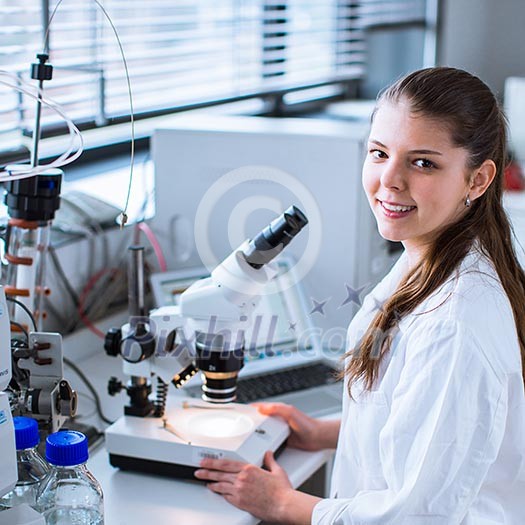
31, 53, 53, 81
120, 323, 155, 364
104, 328, 122, 357
108, 377, 124, 396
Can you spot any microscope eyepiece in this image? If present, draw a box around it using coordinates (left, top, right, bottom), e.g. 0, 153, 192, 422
243, 205, 308, 269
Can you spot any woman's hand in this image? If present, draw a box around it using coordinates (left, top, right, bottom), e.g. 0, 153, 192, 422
194, 451, 320, 524
254, 402, 340, 451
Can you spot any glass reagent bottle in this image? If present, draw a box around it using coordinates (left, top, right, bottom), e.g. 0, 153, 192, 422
36, 430, 104, 525
0, 416, 49, 510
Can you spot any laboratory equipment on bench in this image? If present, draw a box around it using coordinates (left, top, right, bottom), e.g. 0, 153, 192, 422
8, 331, 76, 434
0, 53, 78, 525
4, 169, 76, 433
2, 54, 77, 434
4, 54, 62, 332
0, 283, 72, 525
104, 206, 307, 477
0, 289, 45, 525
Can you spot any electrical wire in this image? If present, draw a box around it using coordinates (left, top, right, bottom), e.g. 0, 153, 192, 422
44, 299, 74, 335
95, 273, 128, 325
59, 195, 106, 237
78, 267, 121, 339
46, 247, 83, 334
78, 231, 133, 327
91, 0, 135, 228
47, 213, 131, 333
58, 195, 109, 275
46, 226, 131, 335
63, 356, 114, 425
75, 392, 100, 420
6, 297, 38, 331
48, 245, 80, 307
83, 270, 127, 324
43, 0, 65, 54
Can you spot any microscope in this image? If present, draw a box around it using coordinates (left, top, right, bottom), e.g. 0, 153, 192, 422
105, 206, 308, 478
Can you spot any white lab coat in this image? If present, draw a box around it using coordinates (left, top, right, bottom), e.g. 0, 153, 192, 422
312, 247, 525, 524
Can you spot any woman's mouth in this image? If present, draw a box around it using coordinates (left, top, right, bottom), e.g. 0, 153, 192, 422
378, 200, 417, 218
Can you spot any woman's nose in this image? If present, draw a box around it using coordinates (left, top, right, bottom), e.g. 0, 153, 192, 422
380, 158, 406, 191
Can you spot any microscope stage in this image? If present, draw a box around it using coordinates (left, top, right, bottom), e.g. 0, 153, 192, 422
105, 401, 290, 479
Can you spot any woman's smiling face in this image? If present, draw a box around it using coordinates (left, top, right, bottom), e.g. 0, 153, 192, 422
362, 99, 473, 259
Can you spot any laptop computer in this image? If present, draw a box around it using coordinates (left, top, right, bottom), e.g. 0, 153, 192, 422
149, 256, 343, 417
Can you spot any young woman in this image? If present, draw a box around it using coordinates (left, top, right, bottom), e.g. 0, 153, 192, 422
194, 67, 525, 524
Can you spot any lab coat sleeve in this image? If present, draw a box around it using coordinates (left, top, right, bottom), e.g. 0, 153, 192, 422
312, 319, 508, 525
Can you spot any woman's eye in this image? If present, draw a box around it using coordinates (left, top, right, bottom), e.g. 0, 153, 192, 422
414, 158, 436, 170
370, 149, 387, 159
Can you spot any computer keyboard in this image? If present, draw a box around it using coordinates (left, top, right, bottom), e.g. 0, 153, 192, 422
234, 362, 339, 403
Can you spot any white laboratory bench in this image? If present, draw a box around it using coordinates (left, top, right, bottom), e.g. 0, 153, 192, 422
62, 325, 338, 525
87, 439, 332, 525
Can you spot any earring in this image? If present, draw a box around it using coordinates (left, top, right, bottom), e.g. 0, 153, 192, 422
465, 195, 471, 207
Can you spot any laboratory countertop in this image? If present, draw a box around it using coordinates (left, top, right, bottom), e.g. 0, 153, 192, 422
63, 333, 338, 525
87, 439, 333, 525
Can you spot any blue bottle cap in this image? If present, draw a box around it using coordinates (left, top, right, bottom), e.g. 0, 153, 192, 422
46, 430, 89, 466
13, 416, 40, 450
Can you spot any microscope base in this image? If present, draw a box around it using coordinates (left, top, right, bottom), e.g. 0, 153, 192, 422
105, 401, 290, 479
108, 437, 288, 480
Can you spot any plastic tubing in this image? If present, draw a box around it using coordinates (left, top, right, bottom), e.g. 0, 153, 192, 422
0, 71, 83, 181
135, 222, 168, 272
0, 78, 83, 176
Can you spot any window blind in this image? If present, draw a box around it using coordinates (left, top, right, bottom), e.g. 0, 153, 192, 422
0, 0, 428, 154
0, 1, 42, 150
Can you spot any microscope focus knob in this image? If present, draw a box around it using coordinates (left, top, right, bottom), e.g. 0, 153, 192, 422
104, 328, 122, 357
120, 323, 155, 364
108, 376, 124, 396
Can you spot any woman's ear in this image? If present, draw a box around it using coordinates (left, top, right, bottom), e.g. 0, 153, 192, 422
469, 160, 497, 201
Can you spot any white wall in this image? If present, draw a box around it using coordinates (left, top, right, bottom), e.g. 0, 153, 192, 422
438, 0, 525, 97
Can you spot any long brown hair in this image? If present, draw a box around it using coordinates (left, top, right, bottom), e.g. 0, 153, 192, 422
345, 67, 525, 392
